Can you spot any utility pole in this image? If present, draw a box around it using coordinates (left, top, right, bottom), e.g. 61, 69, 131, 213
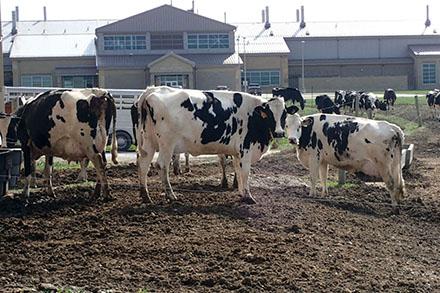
0, 1, 5, 113
301, 40, 305, 93
243, 37, 248, 93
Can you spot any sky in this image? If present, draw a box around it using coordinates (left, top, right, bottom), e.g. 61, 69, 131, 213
0, 0, 438, 24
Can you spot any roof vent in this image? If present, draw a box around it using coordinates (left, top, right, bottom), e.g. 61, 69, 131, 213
15, 6, 19, 22
11, 11, 17, 35
425, 5, 431, 28
43, 6, 47, 21
261, 9, 265, 23
264, 6, 271, 29
300, 6, 306, 29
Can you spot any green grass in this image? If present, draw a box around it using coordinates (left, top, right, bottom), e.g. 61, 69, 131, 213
271, 137, 294, 151
36, 160, 83, 171
374, 113, 421, 136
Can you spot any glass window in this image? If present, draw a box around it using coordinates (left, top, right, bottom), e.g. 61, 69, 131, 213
422, 63, 436, 84
62, 75, 98, 88
21, 75, 53, 87
104, 35, 146, 50
187, 33, 229, 49
241, 70, 281, 86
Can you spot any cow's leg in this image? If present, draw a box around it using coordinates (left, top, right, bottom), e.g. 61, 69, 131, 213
88, 152, 111, 201
308, 156, 320, 197
44, 156, 55, 198
22, 145, 33, 199
219, 155, 228, 188
234, 156, 255, 204
30, 159, 37, 188
319, 162, 329, 196
76, 159, 89, 182
137, 146, 154, 203
157, 145, 177, 201
184, 153, 190, 173
172, 153, 181, 176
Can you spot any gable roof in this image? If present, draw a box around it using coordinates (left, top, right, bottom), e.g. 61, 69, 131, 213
96, 5, 235, 34
148, 51, 195, 67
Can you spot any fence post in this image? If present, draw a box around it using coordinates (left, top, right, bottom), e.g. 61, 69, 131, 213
415, 95, 422, 127
338, 169, 346, 186
355, 94, 360, 117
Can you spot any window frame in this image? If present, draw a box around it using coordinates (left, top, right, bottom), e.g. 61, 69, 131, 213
21, 75, 53, 87
422, 63, 437, 84
61, 75, 98, 88
103, 35, 146, 51
241, 70, 281, 86
186, 33, 229, 49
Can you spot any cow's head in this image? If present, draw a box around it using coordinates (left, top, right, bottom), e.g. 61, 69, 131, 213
255, 97, 286, 138
286, 113, 313, 145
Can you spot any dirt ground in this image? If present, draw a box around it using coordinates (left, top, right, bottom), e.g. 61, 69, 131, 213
0, 108, 439, 292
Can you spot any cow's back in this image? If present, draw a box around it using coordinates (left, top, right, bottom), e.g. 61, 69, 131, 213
143, 88, 262, 156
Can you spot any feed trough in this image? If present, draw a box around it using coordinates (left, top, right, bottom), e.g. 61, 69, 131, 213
401, 144, 414, 170
0, 148, 22, 197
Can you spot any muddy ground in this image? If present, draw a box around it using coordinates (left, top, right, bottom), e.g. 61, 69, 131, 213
0, 107, 439, 292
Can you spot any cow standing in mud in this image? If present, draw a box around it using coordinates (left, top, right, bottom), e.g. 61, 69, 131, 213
15, 88, 118, 200
135, 86, 289, 204
286, 111, 406, 212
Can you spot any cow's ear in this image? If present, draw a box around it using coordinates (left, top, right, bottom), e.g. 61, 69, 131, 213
286, 105, 299, 115
90, 94, 106, 108
301, 117, 313, 127
255, 105, 268, 119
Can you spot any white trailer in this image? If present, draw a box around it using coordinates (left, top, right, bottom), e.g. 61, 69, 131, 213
4, 86, 143, 151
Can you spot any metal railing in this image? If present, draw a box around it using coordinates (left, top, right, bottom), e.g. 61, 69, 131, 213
4, 86, 143, 110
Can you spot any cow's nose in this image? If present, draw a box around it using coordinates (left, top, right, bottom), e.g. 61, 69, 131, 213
289, 138, 298, 145
274, 131, 285, 138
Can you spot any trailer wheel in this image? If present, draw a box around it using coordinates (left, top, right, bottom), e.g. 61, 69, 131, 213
115, 131, 132, 152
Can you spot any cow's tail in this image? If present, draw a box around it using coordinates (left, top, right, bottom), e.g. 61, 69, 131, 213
109, 95, 118, 165
389, 124, 405, 200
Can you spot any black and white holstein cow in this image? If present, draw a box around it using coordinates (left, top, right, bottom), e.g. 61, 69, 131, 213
286, 112, 406, 212
272, 87, 305, 111
383, 89, 397, 109
426, 89, 440, 119
135, 86, 288, 204
315, 95, 341, 114
16, 88, 118, 200
359, 92, 377, 118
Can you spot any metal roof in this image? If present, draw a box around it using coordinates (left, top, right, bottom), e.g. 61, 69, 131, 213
236, 19, 439, 39
2, 19, 114, 54
97, 53, 241, 69
234, 22, 290, 54
10, 34, 97, 58
409, 45, 440, 56
96, 5, 235, 34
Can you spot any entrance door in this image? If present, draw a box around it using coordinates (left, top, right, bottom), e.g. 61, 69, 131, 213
155, 74, 187, 88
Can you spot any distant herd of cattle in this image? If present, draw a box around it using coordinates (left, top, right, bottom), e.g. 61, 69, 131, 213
0, 85, 435, 213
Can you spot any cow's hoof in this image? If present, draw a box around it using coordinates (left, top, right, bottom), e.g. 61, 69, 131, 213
140, 189, 153, 204
46, 190, 56, 198
93, 183, 102, 198
166, 192, 178, 202
392, 206, 400, 215
173, 168, 181, 176
102, 195, 114, 202
241, 196, 257, 205
221, 179, 228, 189
185, 168, 190, 173
232, 178, 238, 189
